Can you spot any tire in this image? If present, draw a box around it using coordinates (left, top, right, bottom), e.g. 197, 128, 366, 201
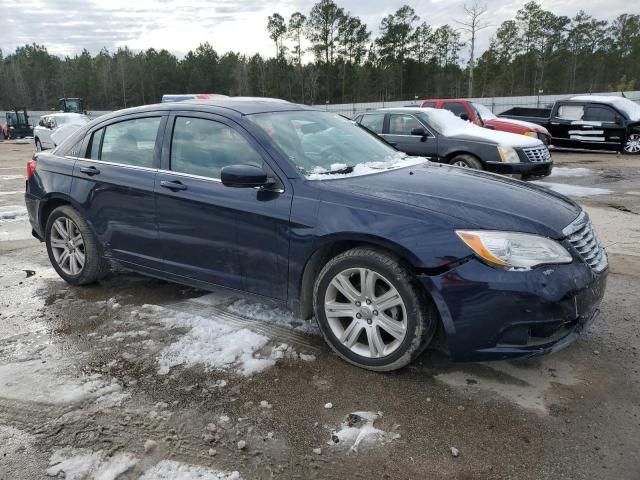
313, 247, 438, 371
35, 139, 42, 151
45, 205, 109, 285
450, 154, 483, 169
622, 133, 640, 155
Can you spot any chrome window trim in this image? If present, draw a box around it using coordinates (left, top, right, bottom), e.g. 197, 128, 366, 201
157, 169, 285, 193
158, 169, 222, 183
75, 157, 158, 173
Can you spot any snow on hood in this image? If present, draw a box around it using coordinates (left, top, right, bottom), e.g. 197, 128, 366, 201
422, 108, 543, 147
571, 95, 640, 122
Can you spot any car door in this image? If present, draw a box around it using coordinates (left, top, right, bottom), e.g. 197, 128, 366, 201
72, 113, 166, 270
382, 113, 437, 158
550, 102, 585, 147
582, 104, 626, 151
155, 112, 292, 300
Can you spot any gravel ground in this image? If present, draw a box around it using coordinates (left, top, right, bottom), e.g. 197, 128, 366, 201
0, 143, 639, 479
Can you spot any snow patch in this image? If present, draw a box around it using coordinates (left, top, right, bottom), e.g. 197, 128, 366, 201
139, 460, 241, 480
0, 205, 27, 219
329, 411, 399, 453
549, 167, 592, 178
146, 305, 279, 376
532, 181, 611, 197
0, 359, 121, 405
46, 448, 138, 480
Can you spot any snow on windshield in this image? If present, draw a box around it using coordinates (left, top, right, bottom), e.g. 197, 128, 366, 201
249, 110, 426, 179
472, 103, 496, 120
306, 156, 428, 180
571, 96, 640, 121
419, 108, 542, 147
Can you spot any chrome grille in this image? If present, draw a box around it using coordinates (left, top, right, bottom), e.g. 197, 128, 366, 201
562, 211, 608, 273
522, 146, 551, 163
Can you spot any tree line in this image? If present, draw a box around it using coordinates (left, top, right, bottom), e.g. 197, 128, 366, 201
0, 0, 638, 111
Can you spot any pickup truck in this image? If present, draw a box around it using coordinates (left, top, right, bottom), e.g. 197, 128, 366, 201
421, 98, 551, 145
499, 95, 640, 154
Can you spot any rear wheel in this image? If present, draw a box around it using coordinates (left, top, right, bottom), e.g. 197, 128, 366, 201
450, 154, 483, 169
313, 247, 438, 371
622, 133, 640, 155
45, 205, 108, 285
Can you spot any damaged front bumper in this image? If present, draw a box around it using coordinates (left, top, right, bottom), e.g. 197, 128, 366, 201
421, 256, 607, 362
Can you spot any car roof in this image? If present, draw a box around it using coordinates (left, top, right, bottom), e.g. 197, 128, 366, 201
41, 112, 87, 119
98, 98, 318, 122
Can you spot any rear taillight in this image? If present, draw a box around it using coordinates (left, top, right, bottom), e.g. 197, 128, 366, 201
27, 159, 37, 178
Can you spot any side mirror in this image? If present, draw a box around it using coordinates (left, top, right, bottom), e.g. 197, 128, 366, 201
411, 127, 427, 136
615, 115, 623, 124
459, 113, 470, 121
221, 164, 274, 189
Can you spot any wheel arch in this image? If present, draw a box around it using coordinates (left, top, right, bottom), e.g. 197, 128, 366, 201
297, 233, 428, 320
39, 194, 89, 236
444, 150, 483, 164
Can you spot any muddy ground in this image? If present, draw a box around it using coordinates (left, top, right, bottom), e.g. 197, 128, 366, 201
0, 143, 639, 479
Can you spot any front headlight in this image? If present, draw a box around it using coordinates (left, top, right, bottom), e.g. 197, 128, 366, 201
456, 230, 572, 269
497, 144, 520, 163
524, 131, 537, 137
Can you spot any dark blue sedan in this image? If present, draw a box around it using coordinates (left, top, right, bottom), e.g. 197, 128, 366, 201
24, 99, 608, 370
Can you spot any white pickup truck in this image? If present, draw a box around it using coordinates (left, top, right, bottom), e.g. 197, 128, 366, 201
34, 113, 91, 151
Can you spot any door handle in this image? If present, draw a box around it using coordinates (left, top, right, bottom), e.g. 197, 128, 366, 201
79, 166, 100, 176
160, 180, 188, 191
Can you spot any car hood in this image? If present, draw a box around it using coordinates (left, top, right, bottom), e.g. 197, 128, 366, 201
486, 117, 550, 134
317, 162, 581, 238
445, 124, 543, 148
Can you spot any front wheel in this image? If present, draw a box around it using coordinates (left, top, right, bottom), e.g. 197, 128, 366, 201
450, 154, 483, 169
313, 247, 438, 371
35, 139, 43, 151
622, 133, 640, 155
45, 205, 108, 285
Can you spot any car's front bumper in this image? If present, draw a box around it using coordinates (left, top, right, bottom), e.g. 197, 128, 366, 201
421, 256, 607, 362
484, 161, 553, 178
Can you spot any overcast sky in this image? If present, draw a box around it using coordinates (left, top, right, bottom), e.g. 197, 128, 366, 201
0, 0, 633, 62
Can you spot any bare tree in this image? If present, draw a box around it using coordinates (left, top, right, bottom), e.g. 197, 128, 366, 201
456, 0, 490, 97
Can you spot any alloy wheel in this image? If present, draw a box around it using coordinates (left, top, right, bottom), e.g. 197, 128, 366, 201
324, 267, 407, 358
624, 134, 640, 154
50, 217, 86, 275
452, 160, 469, 167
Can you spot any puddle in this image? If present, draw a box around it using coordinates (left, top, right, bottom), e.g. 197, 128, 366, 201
436, 359, 580, 414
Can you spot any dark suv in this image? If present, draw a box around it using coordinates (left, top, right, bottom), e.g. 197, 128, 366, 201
25, 99, 607, 370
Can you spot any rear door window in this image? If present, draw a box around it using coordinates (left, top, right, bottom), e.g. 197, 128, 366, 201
359, 114, 385, 134
86, 117, 161, 167
170, 117, 263, 179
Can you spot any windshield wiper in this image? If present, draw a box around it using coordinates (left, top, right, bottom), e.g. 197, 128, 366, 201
316, 166, 355, 175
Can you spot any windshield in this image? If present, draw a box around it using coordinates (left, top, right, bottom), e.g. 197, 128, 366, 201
472, 103, 496, 120
248, 110, 424, 178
